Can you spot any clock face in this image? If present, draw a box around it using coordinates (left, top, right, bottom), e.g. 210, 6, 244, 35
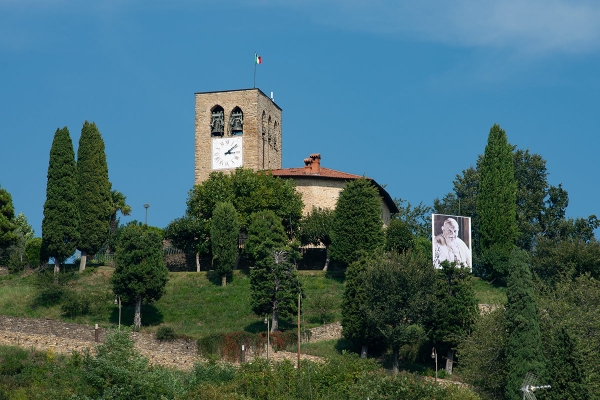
212, 137, 243, 170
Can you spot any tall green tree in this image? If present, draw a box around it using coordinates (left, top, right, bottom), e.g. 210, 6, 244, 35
245, 210, 301, 331
362, 252, 435, 373
545, 327, 590, 400
330, 178, 385, 268
429, 261, 478, 375
477, 124, 517, 279
299, 207, 334, 270
211, 201, 239, 286
76, 121, 112, 271
385, 219, 414, 254
112, 223, 168, 330
504, 249, 546, 400
42, 127, 80, 274
107, 189, 132, 253
164, 215, 209, 272
0, 187, 17, 263
393, 198, 433, 240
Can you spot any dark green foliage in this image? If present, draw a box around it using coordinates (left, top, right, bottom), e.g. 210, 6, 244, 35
42, 127, 80, 267
546, 327, 590, 400
362, 252, 435, 371
164, 215, 209, 264
477, 124, 517, 279
504, 249, 546, 400
385, 219, 414, 253
456, 308, 508, 398
532, 236, 600, 284
60, 289, 92, 317
211, 201, 240, 285
107, 189, 131, 253
341, 255, 381, 353
300, 207, 334, 269
0, 187, 17, 260
24, 237, 42, 268
245, 211, 301, 330
112, 223, 168, 329
187, 168, 303, 235
156, 326, 177, 341
76, 121, 112, 268
330, 178, 385, 267
430, 262, 478, 354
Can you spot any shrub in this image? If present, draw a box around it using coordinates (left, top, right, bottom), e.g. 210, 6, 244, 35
156, 326, 176, 341
60, 290, 91, 318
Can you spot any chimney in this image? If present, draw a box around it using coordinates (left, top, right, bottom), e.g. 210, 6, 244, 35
304, 153, 321, 174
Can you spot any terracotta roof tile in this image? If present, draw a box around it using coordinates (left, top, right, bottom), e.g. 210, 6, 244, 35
270, 167, 364, 180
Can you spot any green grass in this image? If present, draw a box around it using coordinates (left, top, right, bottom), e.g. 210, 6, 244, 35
471, 276, 507, 305
0, 267, 506, 341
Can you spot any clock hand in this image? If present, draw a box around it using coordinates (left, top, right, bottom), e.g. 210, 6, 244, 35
224, 143, 238, 155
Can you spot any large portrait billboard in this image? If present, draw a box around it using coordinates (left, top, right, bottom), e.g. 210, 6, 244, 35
432, 214, 472, 269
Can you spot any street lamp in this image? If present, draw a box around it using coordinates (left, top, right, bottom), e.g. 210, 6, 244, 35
114, 295, 121, 329
431, 347, 438, 383
143, 204, 150, 225
264, 316, 270, 360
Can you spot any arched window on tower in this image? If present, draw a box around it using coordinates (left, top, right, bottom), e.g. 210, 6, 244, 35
268, 116, 272, 144
229, 107, 244, 136
273, 121, 279, 151
210, 105, 224, 137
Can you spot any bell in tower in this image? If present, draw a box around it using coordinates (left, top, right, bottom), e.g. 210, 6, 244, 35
230, 108, 244, 135
210, 107, 224, 136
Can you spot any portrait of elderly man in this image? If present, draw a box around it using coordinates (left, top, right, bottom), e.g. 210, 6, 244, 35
433, 216, 472, 269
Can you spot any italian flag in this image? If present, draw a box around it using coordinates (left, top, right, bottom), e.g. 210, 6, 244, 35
255, 54, 262, 64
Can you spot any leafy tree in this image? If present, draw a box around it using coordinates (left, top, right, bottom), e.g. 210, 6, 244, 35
393, 198, 433, 239
14, 212, 34, 242
532, 236, 600, 284
456, 307, 508, 399
42, 127, 80, 274
187, 168, 303, 235
164, 215, 209, 272
429, 261, 478, 375
504, 249, 546, 400
341, 255, 382, 358
477, 124, 517, 279
77, 121, 112, 271
107, 189, 132, 253
24, 237, 43, 268
545, 327, 590, 400
362, 251, 435, 373
385, 219, 414, 254
112, 223, 168, 330
0, 186, 17, 256
245, 211, 301, 331
299, 207, 333, 270
330, 178, 385, 268
211, 201, 239, 286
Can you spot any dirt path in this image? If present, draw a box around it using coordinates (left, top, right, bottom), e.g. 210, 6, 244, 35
0, 315, 325, 370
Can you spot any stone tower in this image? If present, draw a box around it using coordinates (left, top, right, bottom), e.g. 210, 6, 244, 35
194, 88, 282, 185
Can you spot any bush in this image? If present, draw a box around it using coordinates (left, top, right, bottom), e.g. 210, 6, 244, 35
60, 290, 91, 318
24, 238, 42, 268
156, 326, 176, 341
7, 252, 26, 274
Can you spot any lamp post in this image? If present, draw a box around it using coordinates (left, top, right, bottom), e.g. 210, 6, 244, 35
143, 204, 150, 225
114, 295, 121, 329
264, 316, 270, 360
431, 347, 438, 383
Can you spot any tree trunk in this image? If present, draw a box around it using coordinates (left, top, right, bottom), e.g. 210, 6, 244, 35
221, 274, 227, 287
54, 260, 61, 277
361, 345, 368, 358
134, 296, 142, 330
392, 347, 399, 374
196, 252, 200, 272
445, 349, 454, 375
323, 247, 330, 271
271, 309, 279, 332
79, 252, 87, 272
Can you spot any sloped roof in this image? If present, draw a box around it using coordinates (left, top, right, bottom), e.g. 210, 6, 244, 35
270, 167, 399, 214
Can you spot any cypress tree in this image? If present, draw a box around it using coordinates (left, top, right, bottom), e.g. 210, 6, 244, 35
477, 124, 517, 278
42, 127, 80, 274
211, 201, 239, 286
0, 186, 17, 265
77, 121, 112, 271
504, 249, 546, 400
330, 178, 385, 268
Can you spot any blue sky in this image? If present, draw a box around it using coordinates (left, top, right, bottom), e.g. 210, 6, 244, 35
1, 0, 599, 236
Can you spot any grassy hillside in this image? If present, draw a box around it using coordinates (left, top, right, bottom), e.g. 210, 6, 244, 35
0, 267, 504, 339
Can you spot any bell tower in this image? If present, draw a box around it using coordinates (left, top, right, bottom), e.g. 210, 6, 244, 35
194, 88, 282, 185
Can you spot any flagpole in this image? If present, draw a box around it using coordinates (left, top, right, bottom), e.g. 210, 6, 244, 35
254, 52, 257, 88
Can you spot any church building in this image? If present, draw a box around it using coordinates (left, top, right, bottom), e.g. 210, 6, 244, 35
194, 88, 397, 223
